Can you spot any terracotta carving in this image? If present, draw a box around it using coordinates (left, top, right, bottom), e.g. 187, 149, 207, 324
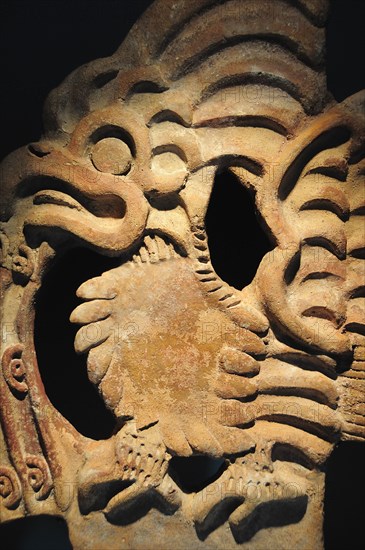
0, 1, 364, 548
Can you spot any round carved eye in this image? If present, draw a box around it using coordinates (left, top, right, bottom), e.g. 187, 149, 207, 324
91, 137, 132, 175
151, 151, 187, 194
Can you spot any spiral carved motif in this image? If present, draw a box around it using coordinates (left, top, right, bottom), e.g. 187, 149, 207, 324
26, 456, 53, 501
0, 466, 22, 510
1, 344, 28, 395
11, 244, 35, 284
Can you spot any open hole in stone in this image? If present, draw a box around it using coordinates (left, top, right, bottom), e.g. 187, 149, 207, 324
205, 170, 272, 290
34, 247, 119, 440
168, 456, 227, 493
324, 441, 365, 549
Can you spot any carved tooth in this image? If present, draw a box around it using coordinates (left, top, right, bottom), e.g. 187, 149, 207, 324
163, 243, 172, 260
155, 235, 168, 260
121, 464, 129, 481
227, 476, 235, 493
139, 245, 150, 263
145, 235, 159, 263
168, 243, 177, 258
143, 235, 152, 252
146, 454, 155, 472
133, 254, 142, 265
143, 474, 152, 488
135, 453, 142, 471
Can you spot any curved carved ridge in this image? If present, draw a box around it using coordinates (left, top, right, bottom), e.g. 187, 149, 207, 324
34, 0, 330, 140
153, 0, 329, 60
171, 36, 326, 85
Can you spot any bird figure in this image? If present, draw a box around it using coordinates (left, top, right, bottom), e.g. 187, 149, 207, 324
0, 0, 364, 538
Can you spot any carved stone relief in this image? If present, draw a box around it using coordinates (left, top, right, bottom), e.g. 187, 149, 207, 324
0, 1, 364, 549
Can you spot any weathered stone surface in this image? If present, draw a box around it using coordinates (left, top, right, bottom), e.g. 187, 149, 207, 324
0, 1, 364, 548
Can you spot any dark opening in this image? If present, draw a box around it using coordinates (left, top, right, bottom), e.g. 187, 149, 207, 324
34, 247, 118, 440
205, 170, 272, 290
168, 456, 227, 493
0, 515, 72, 550
324, 442, 365, 549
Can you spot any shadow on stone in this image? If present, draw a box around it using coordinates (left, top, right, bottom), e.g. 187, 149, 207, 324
104, 490, 178, 526
195, 496, 243, 541
230, 495, 308, 544
0, 515, 72, 550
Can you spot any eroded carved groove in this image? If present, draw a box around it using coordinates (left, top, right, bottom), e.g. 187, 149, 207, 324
278, 126, 351, 200
193, 115, 289, 136
271, 443, 316, 470
93, 70, 119, 89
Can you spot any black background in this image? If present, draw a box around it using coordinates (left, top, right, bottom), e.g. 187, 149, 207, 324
0, 1, 364, 549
